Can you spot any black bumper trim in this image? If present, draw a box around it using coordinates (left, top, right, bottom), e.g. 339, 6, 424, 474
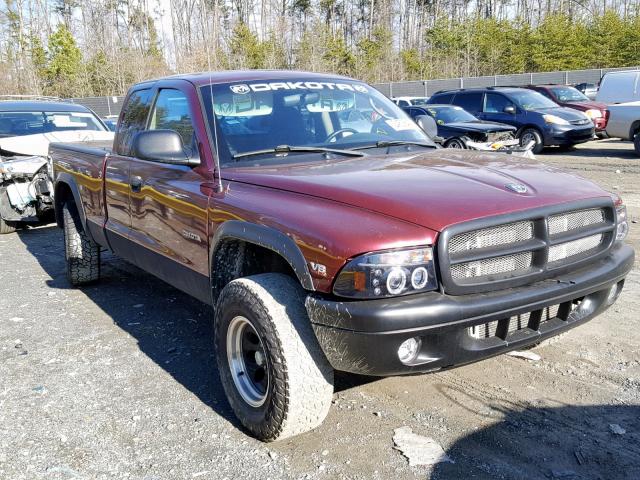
306, 244, 634, 376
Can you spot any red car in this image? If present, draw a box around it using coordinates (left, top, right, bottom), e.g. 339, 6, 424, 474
50, 71, 633, 441
527, 84, 609, 133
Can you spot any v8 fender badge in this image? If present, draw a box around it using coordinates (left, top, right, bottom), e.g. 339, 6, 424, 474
309, 262, 327, 277
230, 84, 250, 94
505, 183, 528, 194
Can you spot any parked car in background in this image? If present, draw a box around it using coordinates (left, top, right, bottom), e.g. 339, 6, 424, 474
392, 96, 430, 107
597, 70, 640, 105
0, 101, 112, 233
574, 83, 599, 100
402, 104, 516, 148
49, 70, 633, 441
606, 101, 640, 155
527, 84, 608, 134
427, 87, 594, 154
102, 116, 118, 131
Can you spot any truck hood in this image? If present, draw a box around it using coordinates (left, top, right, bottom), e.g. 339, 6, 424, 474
223, 150, 611, 232
562, 100, 607, 112
0, 130, 114, 157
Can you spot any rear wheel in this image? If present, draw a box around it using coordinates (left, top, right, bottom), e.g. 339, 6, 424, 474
0, 217, 16, 234
63, 202, 100, 285
634, 133, 640, 156
519, 128, 544, 154
445, 138, 466, 149
215, 273, 334, 441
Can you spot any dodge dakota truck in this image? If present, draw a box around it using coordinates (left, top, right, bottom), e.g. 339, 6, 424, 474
50, 71, 634, 442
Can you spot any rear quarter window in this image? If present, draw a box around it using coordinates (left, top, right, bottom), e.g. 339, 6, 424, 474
451, 92, 483, 112
115, 89, 152, 156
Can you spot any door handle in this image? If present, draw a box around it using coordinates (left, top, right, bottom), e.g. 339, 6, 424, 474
130, 175, 144, 192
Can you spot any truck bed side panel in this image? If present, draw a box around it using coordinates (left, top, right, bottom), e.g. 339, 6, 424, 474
50, 142, 110, 246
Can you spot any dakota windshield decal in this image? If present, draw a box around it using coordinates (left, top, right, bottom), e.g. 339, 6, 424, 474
229, 81, 368, 94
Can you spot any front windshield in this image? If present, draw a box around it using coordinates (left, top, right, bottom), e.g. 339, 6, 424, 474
410, 98, 429, 106
424, 106, 477, 124
0, 110, 106, 138
200, 79, 433, 165
508, 90, 559, 110
549, 86, 589, 102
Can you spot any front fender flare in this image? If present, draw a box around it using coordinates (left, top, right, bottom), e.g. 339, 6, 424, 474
54, 173, 89, 233
210, 220, 315, 291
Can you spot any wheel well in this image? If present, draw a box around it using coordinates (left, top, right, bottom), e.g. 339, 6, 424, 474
54, 182, 73, 228
516, 125, 541, 137
210, 239, 299, 306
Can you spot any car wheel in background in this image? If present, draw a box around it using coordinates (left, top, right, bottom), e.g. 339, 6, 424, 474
519, 128, 544, 154
63, 202, 101, 285
0, 217, 16, 234
445, 138, 466, 149
634, 133, 640, 156
215, 273, 334, 442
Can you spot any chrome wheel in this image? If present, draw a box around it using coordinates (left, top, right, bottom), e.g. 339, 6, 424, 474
446, 139, 465, 149
226, 316, 269, 407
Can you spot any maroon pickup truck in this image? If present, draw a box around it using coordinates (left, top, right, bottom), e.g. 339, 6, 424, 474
50, 71, 634, 442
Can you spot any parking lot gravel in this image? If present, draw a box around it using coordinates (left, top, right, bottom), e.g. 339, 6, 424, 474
1, 138, 639, 480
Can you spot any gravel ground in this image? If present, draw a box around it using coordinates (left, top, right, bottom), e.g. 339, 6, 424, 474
1, 139, 639, 480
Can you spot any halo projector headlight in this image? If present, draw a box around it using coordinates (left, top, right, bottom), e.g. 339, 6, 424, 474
333, 247, 438, 299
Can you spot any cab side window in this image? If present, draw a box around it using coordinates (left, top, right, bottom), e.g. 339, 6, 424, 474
484, 93, 514, 113
149, 89, 196, 157
115, 89, 151, 156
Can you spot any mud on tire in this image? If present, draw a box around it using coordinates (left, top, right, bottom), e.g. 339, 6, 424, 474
215, 273, 334, 441
63, 202, 100, 285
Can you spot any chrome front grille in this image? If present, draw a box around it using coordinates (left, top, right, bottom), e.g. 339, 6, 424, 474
449, 221, 534, 253
548, 209, 605, 235
451, 251, 533, 280
441, 202, 615, 294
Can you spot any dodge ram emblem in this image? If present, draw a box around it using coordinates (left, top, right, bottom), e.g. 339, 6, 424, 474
230, 84, 251, 94
505, 183, 528, 194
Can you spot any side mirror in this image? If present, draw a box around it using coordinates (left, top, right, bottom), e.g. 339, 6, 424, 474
504, 105, 516, 114
132, 130, 199, 166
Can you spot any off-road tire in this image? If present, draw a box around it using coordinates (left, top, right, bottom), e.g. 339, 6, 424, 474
0, 217, 16, 234
63, 202, 100, 285
519, 128, 544, 154
634, 133, 640, 156
215, 273, 334, 441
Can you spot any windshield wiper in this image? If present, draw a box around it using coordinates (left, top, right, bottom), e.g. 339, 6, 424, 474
351, 140, 435, 151
233, 144, 366, 160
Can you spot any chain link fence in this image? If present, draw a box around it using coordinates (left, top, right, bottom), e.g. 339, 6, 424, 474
372, 66, 640, 98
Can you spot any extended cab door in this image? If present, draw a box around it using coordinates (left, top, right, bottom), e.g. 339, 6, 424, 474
127, 82, 213, 303
104, 87, 153, 254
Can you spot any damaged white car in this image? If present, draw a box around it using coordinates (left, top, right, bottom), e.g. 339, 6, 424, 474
0, 101, 114, 233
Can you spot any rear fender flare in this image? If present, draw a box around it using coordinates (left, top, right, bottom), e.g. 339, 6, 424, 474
54, 173, 89, 234
209, 220, 315, 291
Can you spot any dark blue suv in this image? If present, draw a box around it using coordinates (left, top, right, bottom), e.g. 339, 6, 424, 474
427, 87, 595, 153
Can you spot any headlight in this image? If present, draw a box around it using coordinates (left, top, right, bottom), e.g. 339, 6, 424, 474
615, 204, 629, 242
543, 114, 570, 125
585, 109, 602, 119
333, 247, 438, 298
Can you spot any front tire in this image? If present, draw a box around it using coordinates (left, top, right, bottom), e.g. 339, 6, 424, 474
634, 133, 640, 156
519, 128, 544, 154
444, 138, 466, 149
215, 273, 334, 441
63, 202, 100, 285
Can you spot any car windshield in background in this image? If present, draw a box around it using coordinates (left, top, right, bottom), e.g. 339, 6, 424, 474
425, 106, 477, 124
0, 111, 106, 138
200, 79, 433, 165
549, 86, 589, 103
411, 98, 429, 105
508, 90, 558, 110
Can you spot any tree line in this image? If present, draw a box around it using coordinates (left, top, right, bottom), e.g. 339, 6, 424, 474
1, 0, 639, 98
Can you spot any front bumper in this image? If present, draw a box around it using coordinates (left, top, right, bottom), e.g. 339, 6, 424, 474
543, 124, 595, 145
306, 244, 634, 376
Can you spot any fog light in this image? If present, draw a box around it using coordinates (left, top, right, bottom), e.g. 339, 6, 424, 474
606, 283, 621, 305
398, 337, 421, 364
